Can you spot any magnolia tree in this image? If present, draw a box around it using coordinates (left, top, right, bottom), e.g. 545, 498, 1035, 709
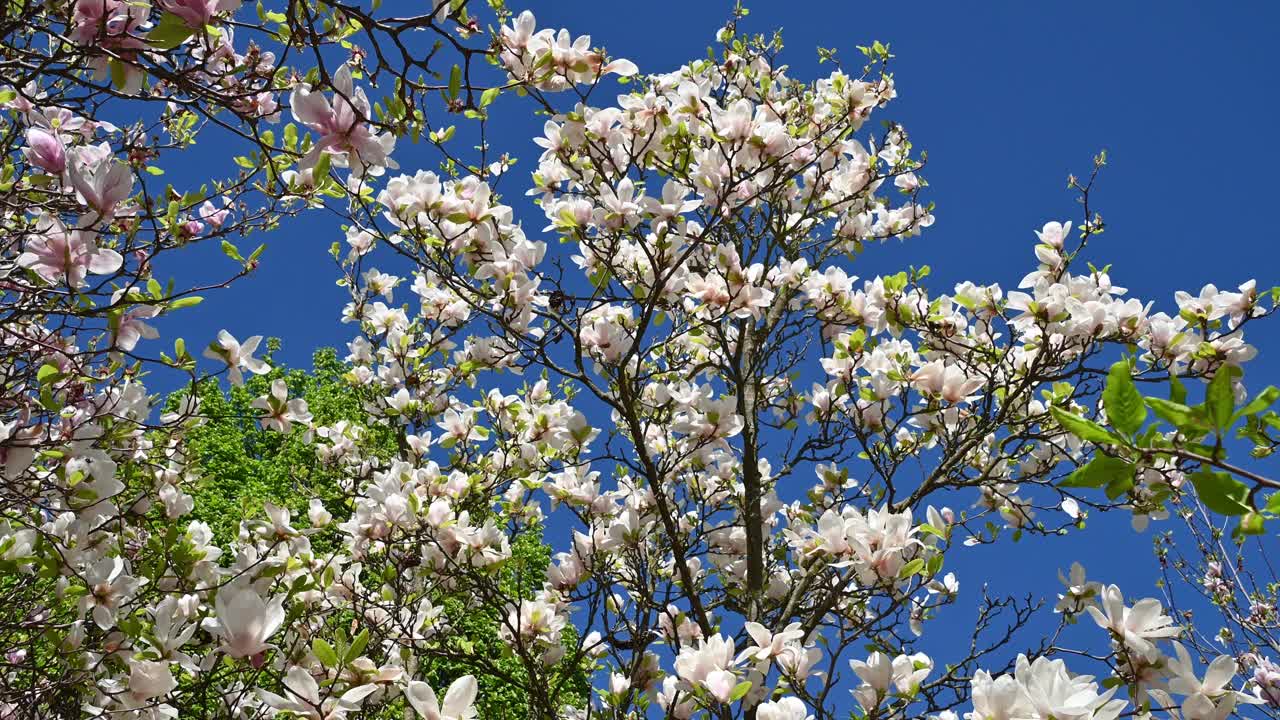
2, 0, 1279, 718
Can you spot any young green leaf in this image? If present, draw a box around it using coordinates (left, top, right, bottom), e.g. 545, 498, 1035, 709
313, 638, 339, 667
448, 64, 462, 99
1049, 406, 1121, 445
1236, 386, 1279, 420
1102, 361, 1146, 435
1059, 454, 1132, 490
1144, 397, 1197, 428
1189, 469, 1251, 516
1205, 369, 1235, 433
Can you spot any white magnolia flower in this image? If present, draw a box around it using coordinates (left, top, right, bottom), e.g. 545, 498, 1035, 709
1086, 584, 1180, 653
756, 697, 812, 720
203, 330, 270, 385
258, 666, 377, 719
405, 675, 478, 720
208, 584, 286, 658
1163, 643, 1261, 720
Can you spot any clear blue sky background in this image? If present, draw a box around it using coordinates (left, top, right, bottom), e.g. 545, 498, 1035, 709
154, 0, 1280, 696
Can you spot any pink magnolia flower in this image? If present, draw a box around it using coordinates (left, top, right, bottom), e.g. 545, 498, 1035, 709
198, 198, 231, 229
910, 360, 983, 404
67, 150, 133, 220
257, 666, 377, 717
23, 128, 65, 174
112, 301, 160, 352
251, 379, 313, 434
1086, 584, 1181, 654
17, 215, 123, 287
703, 669, 739, 704
126, 661, 177, 705
76, 556, 144, 630
290, 64, 396, 177
69, 0, 150, 94
70, 0, 147, 45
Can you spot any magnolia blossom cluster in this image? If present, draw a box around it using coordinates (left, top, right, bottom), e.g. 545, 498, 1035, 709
2, 2, 1277, 719
291, 64, 397, 179
499, 11, 639, 90
322, 12, 1278, 720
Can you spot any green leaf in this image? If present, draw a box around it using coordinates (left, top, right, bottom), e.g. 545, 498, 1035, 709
148, 12, 195, 49
898, 558, 925, 578
1169, 374, 1187, 404
1237, 512, 1266, 536
1050, 406, 1120, 445
346, 628, 370, 662
221, 241, 244, 262
480, 86, 501, 108
1102, 361, 1146, 435
313, 638, 339, 667
1060, 454, 1132, 490
1237, 386, 1280, 420
729, 681, 753, 702
109, 60, 128, 91
918, 523, 946, 539
1145, 397, 1197, 428
313, 151, 331, 180
1104, 469, 1135, 500
448, 64, 461, 99
1265, 492, 1280, 515
1205, 369, 1235, 433
168, 296, 203, 310
1189, 469, 1251, 516
37, 364, 61, 385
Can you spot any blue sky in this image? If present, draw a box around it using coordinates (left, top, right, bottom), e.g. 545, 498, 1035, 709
153, 0, 1279, 700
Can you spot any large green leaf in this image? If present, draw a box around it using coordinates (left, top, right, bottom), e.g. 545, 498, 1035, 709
1205, 369, 1235, 433
1102, 361, 1146, 435
1145, 397, 1198, 429
1050, 406, 1120, 445
1236, 386, 1280, 420
1060, 454, 1132, 490
148, 12, 195, 50
1189, 469, 1251, 516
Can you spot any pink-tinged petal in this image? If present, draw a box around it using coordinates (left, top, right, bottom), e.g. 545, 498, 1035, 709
442, 675, 477, 718
332, 63, 354, 97
604, 58, 638, 76
284, 666, 321, 705
290, 85, 333, 129
87, 248, 123, 275
24, 128, 66, 173
1084, 605, 1108, 630
404, 681, 439, 718
339, 684, 378, 709
743, 622, 770, 647
1203, 655, 1237, 692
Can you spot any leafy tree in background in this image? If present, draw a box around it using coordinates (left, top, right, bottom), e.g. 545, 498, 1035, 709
166, 345, 587, 718
171, 344, 379, 546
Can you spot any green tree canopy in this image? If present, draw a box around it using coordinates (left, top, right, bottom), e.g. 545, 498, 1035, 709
167, 345, 588, 718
